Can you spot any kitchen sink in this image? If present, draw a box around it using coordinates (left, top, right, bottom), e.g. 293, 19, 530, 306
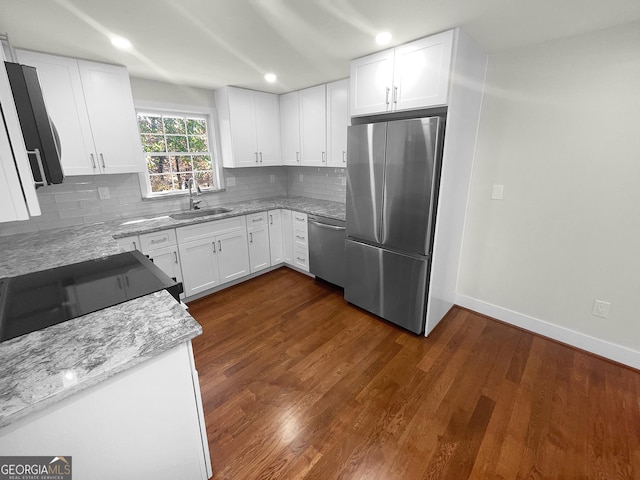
169, 207, 232, 220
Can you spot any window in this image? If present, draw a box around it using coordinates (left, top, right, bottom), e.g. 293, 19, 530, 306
137, 110, 220, 195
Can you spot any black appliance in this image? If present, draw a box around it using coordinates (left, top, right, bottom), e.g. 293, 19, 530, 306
0, 251, 183, 343
4, 61, 63, 187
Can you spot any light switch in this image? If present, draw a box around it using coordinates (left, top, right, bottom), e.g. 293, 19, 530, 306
491, 184, 504, 200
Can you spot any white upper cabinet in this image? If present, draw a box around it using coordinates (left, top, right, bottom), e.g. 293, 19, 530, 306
215, 86, 280, 168
326, 79, 349, 167
350, 30, 454, 116
15, 50, 144, 175
299, 84, 327, 166
279, 91, 301, 166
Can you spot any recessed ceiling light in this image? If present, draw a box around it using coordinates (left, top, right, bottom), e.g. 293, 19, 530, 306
264, 73, 277, 83
376, 32, 392, 46
111, 36, 132, 50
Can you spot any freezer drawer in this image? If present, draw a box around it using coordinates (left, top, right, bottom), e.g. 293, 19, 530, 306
345, 239, 429, 335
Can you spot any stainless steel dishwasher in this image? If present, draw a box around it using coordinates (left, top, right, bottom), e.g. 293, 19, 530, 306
308, 214, 346, 288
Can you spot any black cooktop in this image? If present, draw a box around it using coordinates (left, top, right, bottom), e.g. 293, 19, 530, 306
0, 251, 182, 343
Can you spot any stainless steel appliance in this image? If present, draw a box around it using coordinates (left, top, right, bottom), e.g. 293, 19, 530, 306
4, 61, 63, 187
308, 214, 346, 288
0, 251, 183, 343
345, 116, 444, 334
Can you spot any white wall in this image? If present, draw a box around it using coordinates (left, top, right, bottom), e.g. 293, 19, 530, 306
457, 21, 640, 365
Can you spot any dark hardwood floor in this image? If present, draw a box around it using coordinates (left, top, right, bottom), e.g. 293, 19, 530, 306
188, 267, 640, 479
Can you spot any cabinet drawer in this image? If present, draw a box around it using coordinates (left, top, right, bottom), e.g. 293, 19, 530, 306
139, 229, 177, 251
292, 211, 308, 229
177, 216, 247, 243
293, 246, 309, 272
246, 211, 267, 227
293, 228, 308, 248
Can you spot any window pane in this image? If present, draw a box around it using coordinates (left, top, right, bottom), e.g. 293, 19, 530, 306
149, 174, 176, 193
187, 118, 206, 135
147, 155, 170, 174
188, 135, 208, 153
195, 171, 214, 189
142, 135, 166, 152
164, 117, 186, 134
192, 155, 212, 170
138, 115, 163, 134
172, 156, 192, 173
166, 136, 188, 152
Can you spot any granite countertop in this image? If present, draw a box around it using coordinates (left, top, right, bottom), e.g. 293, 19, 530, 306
0, 290, 201, 428
0, 195, 344, 428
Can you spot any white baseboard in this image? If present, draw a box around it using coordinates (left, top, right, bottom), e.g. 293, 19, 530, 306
456, 293, 640, 370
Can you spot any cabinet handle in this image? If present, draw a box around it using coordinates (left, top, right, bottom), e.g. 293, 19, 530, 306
296, 235, 305, 240
270, 214, 273, 225
90, 153, 97, 169
150, 237, 167, 244
393, 86, 398, 104
212, 241, 216, 253
250, 232, 253, 243
297, 256, 306, 262
342, 151, 346, 163
218, 240, 222, 252
385, 87, 390, 105
125, 276, 130, 288
255, 152, 259, 163
259, 152, 263, 163
132, 241, 137, 250
100, 153, 106, 168
322, 151, 326, 163
173, 251, 178, 263
296, 152, 300, 163
252, 217, 261, 222
117, 277, 122, 289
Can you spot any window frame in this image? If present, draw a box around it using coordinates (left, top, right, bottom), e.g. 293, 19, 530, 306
134, 100, 224, 199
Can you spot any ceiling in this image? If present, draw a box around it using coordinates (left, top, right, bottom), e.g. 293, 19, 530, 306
2, 0, 640, 94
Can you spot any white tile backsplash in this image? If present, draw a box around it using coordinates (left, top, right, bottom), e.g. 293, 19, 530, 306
0, 166, 346, 237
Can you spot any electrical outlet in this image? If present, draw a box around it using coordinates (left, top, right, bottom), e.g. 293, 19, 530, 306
98, 187, 110, 200
299, 174, 304, 182
270, 174, 276, 183
491, 184, 504, 200
591, 299, 611, 319
341, 177, 347, 186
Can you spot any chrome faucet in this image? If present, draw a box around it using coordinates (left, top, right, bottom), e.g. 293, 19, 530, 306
187, 178, 201, 210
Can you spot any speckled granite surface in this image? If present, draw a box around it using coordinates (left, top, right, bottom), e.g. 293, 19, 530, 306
112, 195, 346, 238
0, 290, 201, 428
0, 195, 343, 428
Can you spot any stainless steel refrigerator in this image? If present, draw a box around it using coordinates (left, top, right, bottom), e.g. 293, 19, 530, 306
345, 116, 444, 335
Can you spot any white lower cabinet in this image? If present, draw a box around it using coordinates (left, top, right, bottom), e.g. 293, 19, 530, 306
247, 212, 271, 273
177, 216, 249, 297
268, 209, 284, 264
0, 341, 211, 480
292, 211, 310, 272
281, 209, 294, 265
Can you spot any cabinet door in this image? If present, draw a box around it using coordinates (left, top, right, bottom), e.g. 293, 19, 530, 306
178, 238, 220, 297
326, 79, 349, 167
16, 50, 98, 176
393, 31, 454, 110
279, 92, 301, 166
350, 49, 394, 117
115, 235, 140, 252
268, 210, 284, 264
281, 209, 293, 265
147, 245, 183, 284
248, 225, 271, 273
227, 87, 259, 167
216, 229, 250, 284
79, 60, 144, 173
299, 85, 327, 166
254, 91, 280, 166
